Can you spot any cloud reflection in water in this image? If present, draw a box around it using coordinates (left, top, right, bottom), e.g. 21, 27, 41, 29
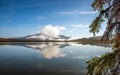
25, 42, 69, 59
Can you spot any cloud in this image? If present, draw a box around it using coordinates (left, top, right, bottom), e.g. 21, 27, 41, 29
41, 24, 66, 38
54, 10, 97, 15
26, 24, 66, 40
72, 24, 89, 28
69, 30, 73, 33
73, 55, 89, 60
36, 16, 44, 20
68, 37, 82, 40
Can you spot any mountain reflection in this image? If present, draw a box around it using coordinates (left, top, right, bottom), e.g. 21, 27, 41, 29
0, 42, 113, 75
25, 42, 70, 59
0, 42, 110, 60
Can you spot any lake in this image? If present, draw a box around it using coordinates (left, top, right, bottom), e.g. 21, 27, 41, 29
0, 42, 111, 75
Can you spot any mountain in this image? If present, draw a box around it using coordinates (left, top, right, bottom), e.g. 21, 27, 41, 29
69, 36, 102, 43
0, 32, 103, 42
23, 33, 70, 41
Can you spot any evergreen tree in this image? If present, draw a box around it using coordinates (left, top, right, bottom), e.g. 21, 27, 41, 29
90, 0, 120, 49
87, 0, 120, 75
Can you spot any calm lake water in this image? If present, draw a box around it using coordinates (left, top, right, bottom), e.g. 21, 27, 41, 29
0, 42, 111, 75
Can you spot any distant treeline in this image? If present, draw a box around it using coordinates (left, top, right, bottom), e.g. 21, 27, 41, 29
0, 36, 108, 43
0, 38, 67, 42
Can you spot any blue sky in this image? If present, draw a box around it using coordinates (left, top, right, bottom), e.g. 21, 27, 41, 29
0, 0, 105, 38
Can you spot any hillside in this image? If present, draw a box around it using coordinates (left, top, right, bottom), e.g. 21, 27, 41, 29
0, 36, 103, 42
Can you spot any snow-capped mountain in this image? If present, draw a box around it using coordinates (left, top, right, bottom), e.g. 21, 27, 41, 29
24, 33, 70, 41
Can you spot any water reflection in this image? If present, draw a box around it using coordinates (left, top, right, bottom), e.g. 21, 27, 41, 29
0, 42, 111, 75
25, 42, 68, 59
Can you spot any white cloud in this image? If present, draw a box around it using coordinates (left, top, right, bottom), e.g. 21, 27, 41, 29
73, 55, 89, 60
55, 10, 97, 15
41, 24, 66, 38
69, 30, 73, 33
72, 24, 89, 28
69, 37, 82, 40
36, 16, 44, 19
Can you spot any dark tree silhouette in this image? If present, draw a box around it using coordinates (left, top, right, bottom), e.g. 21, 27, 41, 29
87, 0, 120, 75
89, 0, 120, 49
